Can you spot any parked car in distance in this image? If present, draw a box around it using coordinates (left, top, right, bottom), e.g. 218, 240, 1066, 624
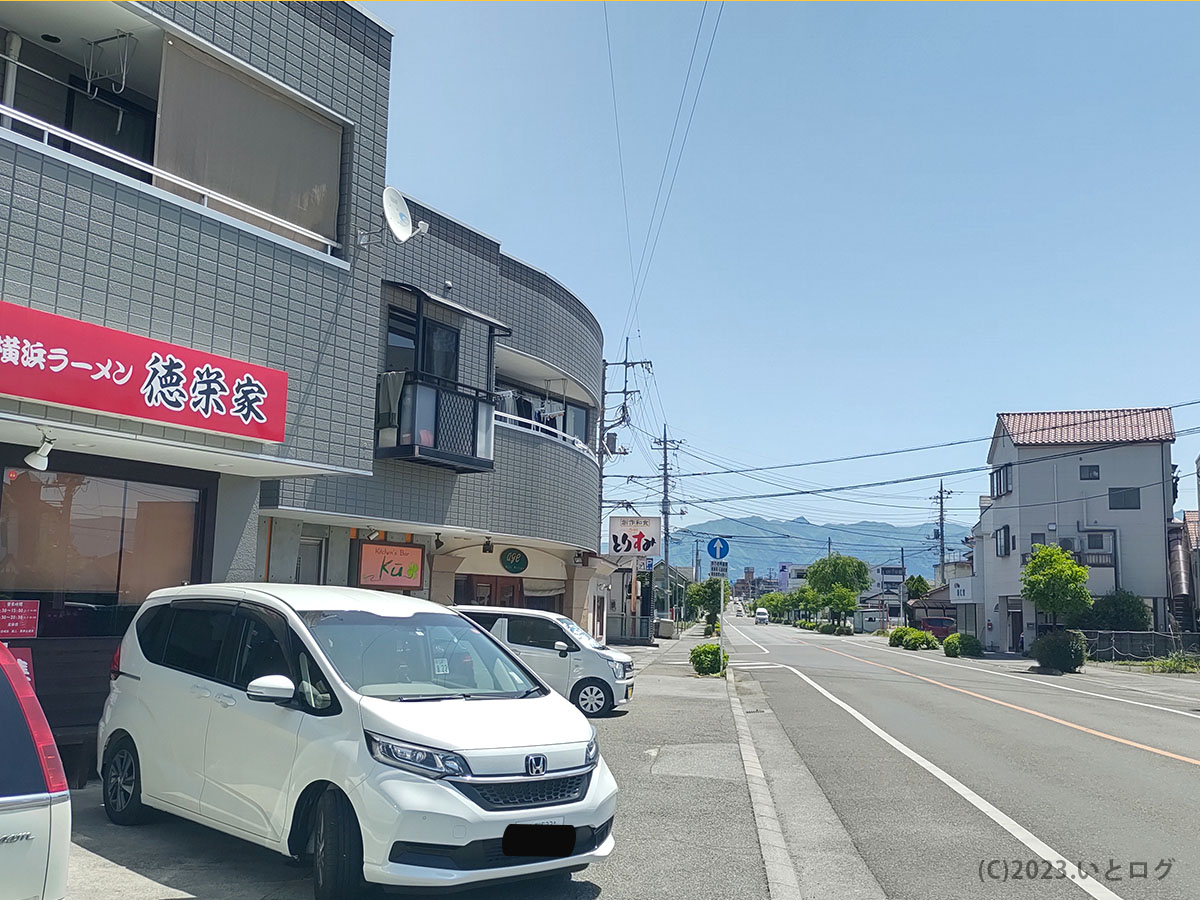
455, 606, 634, 717
754, 608, 769, 625
0, 642, 70, 900
920, 617, 957, 641
735, 609, 744, 617
98, 584, 617, 898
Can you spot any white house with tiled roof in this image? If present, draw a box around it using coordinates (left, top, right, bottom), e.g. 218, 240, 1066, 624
972, 408, 1176, 651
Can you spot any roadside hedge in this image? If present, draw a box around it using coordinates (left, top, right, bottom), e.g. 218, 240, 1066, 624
902, 630, 939, 651
690, 643, 728, 675
943, 633, 983, 658
818, 623, 837, 635
1030, 629, 1086, 672
889, 626, 917, 647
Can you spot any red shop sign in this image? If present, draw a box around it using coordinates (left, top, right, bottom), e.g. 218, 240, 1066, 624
0, 301, 287, 443
0, 599, 39, 638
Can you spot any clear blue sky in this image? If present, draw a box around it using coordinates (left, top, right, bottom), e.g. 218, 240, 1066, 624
364, 1, 1200, 532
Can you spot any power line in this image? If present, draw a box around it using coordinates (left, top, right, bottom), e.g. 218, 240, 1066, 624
601, 2, 636, 290
615, 403, 1200, 481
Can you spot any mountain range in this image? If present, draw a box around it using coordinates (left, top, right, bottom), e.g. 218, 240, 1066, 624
661, 516, 974, 582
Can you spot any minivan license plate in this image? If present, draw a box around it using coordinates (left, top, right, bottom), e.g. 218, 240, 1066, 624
502, 824, 576, 858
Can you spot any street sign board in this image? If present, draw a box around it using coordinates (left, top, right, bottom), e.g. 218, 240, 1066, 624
707, 537, 729, 560
609, 517, 661, 557
710, 560, 729, 579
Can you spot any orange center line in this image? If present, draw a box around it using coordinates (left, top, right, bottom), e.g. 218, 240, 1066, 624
817, 644, 1200, 769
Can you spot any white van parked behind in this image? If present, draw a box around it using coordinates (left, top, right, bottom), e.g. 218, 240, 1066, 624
97, 585, 617, 899
454, 607, 634, 717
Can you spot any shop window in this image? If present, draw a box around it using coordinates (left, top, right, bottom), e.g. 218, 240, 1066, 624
161, 605, 235, 680
0, 470, 200, 637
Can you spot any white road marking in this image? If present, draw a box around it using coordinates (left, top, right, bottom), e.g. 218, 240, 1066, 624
723, 621, 770, 654
730, 663, 782, 670
844, 641, 1200, 722
777, 662, 1125, 900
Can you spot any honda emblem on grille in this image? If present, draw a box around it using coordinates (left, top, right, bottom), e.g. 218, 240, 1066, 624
525, 754, 548, 776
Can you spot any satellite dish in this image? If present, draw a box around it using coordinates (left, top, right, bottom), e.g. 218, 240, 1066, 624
382, 186, 415, 242
359, 187, 429, 248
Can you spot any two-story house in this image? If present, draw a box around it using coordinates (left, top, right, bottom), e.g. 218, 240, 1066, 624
973, 408, 1176, 652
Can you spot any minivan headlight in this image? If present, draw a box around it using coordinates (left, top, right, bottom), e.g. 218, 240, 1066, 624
585, 731, 599, 764
366, 732, 471, 778
607, 658, 623, 680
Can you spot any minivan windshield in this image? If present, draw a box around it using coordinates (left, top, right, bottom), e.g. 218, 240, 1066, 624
555, 616, 604, 650
300, 610, 539, 700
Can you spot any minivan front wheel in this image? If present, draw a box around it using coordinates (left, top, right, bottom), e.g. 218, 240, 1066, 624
571, 680, 612, 717
313, 789, 364, 900
102, 736, 148, 825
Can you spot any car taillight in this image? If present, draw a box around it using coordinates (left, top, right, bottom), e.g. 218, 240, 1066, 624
110, 644, 121, 681
0, 648, 69, 793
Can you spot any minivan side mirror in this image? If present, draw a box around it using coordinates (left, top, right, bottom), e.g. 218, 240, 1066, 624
554, 640, 569, 657
247, 674, 296, 703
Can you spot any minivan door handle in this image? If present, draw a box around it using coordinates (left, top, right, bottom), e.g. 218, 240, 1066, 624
214, 692, 237, 709
191, 684, 212, 699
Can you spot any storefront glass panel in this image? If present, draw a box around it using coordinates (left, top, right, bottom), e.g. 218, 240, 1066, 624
0, 469, 199, 636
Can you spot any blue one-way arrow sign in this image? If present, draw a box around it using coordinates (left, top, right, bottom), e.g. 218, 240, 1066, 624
707, 537, 729, 560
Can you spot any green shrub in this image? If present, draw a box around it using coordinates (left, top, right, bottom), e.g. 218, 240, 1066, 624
689, 643, 728, 675
943, 633, 962, 657
957, 633, 983, 657
1030, 629, 1087, 672
889, 626, 916, 647
902, 630, 939, 651
871, 629, 889, 637
818, 623, 837, 635
835, 625, 853, 635
1152, 651, 1199, 673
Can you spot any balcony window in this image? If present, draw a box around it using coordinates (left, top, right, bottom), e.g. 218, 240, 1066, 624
564, 402, 589, 444
377, 372, 494, 473
386, 309, 417, 374
422, 321, 460, 382
1087, 533, 1105, 550
0, 4, 342, 253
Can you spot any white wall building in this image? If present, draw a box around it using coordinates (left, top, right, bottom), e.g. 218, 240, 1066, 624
974, 408, 1175, 652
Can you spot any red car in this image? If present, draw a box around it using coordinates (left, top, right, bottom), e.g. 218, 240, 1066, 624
920, 617, 957, 641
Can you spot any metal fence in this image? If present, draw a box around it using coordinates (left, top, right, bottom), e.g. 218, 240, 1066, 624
1080, 630, 1200, 661
606, 615, 654, 643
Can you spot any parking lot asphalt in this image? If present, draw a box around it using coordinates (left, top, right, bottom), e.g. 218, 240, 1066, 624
65, 627, 770, 900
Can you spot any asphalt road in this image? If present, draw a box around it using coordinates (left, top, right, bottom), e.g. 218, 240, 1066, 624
720, 619, 1200, 900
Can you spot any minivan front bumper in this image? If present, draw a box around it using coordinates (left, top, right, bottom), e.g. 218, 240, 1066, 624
354, 757, 618, 888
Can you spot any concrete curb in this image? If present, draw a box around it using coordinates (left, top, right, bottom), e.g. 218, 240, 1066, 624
726, 668, 802, 900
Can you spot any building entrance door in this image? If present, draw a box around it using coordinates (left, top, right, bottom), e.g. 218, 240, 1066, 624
1009, 609, 1024, 651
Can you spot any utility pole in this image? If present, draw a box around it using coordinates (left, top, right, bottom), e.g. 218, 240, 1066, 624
598, 337, 651, 536
827, 537, 832, 558
898, 546, 906, 630
652, 424, 683, 621
932, 480, 952, 582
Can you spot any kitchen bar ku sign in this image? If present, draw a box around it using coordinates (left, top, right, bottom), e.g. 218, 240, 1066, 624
0, 301, 287, 442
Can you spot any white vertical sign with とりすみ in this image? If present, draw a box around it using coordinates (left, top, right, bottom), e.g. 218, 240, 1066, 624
608, 516, 661, 557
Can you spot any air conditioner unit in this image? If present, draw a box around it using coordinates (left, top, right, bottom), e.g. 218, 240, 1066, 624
1058, 538, 1075, 551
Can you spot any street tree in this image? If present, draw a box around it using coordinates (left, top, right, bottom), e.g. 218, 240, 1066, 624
795, 585, 823, 622
759, 591, 788, 621
806, 554, 870, 595
824, 585, 859, 625
1068, 588, 1150, 631
1021, 543, 1092, 626
687, 578, 731, 624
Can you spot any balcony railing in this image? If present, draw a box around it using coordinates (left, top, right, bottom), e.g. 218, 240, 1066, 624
0, 102, 340, 255
376, 371, 495, 473
495, 411, 597, 463
1021, 550, 1114, 567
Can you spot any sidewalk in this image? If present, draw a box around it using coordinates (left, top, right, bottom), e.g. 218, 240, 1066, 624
592, 624, 770, 900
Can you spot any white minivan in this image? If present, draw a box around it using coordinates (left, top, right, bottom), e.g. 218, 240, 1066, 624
97, 584, 617, 898
754, 608, 769, 625
454, 607, 634, 717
